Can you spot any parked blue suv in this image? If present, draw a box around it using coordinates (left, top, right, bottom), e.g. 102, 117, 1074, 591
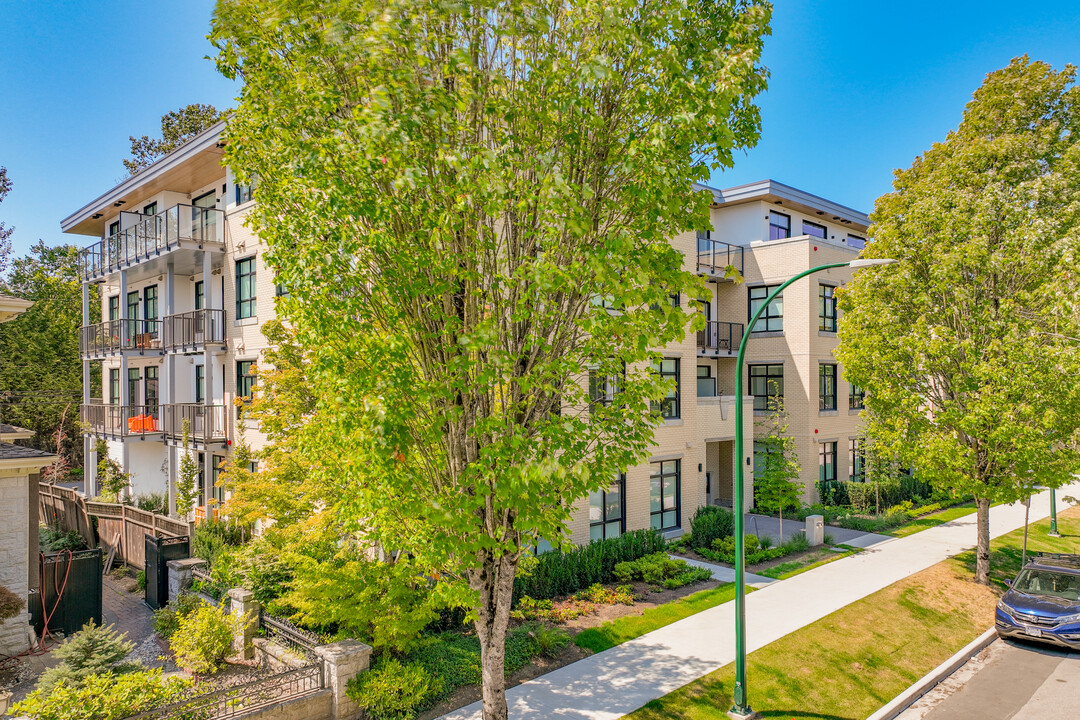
996, 553, 1080, 649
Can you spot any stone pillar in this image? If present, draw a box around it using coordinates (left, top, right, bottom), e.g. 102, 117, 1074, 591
315, 640, 372, 720
166, 557, 206, 604
228, 587, 260, 661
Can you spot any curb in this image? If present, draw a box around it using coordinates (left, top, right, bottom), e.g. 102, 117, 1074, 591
865, 627, 997, 720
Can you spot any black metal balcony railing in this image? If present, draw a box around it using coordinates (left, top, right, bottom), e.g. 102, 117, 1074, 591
696, 235, 744, 275
164, 403, 227, 443
696, 321, 743, 355
78, 204, 224, 280
79, 319, 163, 356
162, 309, 226, 352
81, 404, 162, 437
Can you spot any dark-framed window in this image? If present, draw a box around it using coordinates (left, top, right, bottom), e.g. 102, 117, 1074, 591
848, 439, 865, 482
128, 367, 141, 406
126, 291, 139, 320
697, 365, 716, 398
212, 454, 226, 505
195, 365, 205, 404
142, 202, 157, 216
145, 367, 159, 409
819, 442, 837, 483
847, 234, 866, 250
235, 181, 254, 205
588, 364, 623, 413
850, 383, 865, 410
819, 364, 837, 411
589, 474, 625, 541
195, 280, 204, 311
652, 358, 680, 420
236, 257, 257, 319
193, 190, 217, 209
109, 369, 120, 404
143, 285, 158, 322
749, 364, 784, 410
275, 282, 289, 297
818, 284, 837, 332
748, 285, 783, 332
803, 220, 827, 240
650, 460, 680, 531
236, 360, 255, 417
769, 212, 790, 241
108, 220, 120, 238
108, 296, 119, 322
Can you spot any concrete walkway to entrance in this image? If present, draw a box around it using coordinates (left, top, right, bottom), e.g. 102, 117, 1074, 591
745, 512, 893, 548
439, 485, 1078, 720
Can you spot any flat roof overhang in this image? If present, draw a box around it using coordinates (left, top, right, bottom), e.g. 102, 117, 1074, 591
61, 121, 228, 238
696, 179, 871, 232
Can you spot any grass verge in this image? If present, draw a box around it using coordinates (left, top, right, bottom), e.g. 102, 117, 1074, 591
757, 545, 861, 580
624, 506, 1080, 720
574, 584, 739, 654
889, 502, 978, 538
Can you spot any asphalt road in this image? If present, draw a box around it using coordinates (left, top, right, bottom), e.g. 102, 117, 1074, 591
915, 638, 1080, 720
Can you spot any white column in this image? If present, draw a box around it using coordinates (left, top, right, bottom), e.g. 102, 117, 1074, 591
202, 253, 215, 417
82, 282, 91, 496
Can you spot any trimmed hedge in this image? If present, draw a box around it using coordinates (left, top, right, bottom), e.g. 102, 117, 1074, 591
514, 529, 666, 600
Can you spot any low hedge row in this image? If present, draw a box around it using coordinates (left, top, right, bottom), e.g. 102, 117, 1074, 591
514, 529, 666, 600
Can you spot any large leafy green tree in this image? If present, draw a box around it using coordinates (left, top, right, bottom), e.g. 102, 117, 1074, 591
212, 1, 770, 716
0, 242, 97, 467
125, 103, 225, 175
837, 57, 1080, 585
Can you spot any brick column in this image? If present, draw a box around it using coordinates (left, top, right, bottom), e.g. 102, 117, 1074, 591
315, 639, 372, 720
165, 557, 206, 603
228, 587, 260, 660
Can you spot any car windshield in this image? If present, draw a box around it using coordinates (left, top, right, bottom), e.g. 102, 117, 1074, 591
1013, 568, 1080, 601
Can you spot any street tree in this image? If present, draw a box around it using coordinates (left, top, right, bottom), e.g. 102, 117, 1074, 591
0, 242, 96, 466
211, 1, 771, 717
753, 396, 801, 539
837, 57, 1080, 585
125, 104, 225, 175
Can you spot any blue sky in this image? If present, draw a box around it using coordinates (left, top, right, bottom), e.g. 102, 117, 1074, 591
1, 1, 1078, 257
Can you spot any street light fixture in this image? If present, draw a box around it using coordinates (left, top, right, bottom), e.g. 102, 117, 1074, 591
729, 256, 898, 719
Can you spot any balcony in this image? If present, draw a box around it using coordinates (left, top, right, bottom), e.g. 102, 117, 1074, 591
696, 234, 744, 278
696, 321, 743, 357
79, 319, 163, 358
81, 403, 163, 439
78, 204, 224, 282
164, 404, 228, 445
162, 309, 226, 353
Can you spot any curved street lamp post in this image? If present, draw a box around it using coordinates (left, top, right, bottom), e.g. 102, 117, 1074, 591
729, 257, 898, 719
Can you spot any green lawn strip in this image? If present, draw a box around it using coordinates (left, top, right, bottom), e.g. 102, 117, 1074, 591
623, 507, 1080, 720
574, 584, 739, 654
889, 502, 979, 538
757, 546, 861, 580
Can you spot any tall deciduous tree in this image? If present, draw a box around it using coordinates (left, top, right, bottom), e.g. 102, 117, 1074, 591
0, 242, 96, 466
125, 104, 225, 175
212, 1, 770, 716
837, 57, 1080, 585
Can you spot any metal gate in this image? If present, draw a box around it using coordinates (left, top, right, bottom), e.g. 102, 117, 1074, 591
144, 534, 190, 610
28, 548, 103, 637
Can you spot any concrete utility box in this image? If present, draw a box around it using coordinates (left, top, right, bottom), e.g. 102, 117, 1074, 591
806, 515, 825, 546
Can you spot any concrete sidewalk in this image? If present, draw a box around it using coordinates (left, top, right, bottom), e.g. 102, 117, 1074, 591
439, 486, 1078, 720
745, 512, 892, 548
668, 554, 776, 588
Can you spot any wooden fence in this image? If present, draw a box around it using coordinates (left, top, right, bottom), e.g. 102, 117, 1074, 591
38, 483, 192, 569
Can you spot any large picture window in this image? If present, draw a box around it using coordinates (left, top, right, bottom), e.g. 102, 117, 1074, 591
748, 285, 783, 332
589, 475, 625, 541
749, 364, 784, 410
651, 358, 680, 420
819, 442, 837, 483
769, 212, 790, 240
819, 364, 837, 411
818, 284, 837, 332
236, 257, 257, 319
650, 460, 681, 531
803, 220, 827, 240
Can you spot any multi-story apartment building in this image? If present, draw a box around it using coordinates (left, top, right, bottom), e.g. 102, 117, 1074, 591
566, 180, 871, 544
62, 121, 273, 515
63, 121, 867, 540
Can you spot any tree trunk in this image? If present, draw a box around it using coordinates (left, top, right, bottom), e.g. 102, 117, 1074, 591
975, 496, 991, 585
471, 551, 518, 720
